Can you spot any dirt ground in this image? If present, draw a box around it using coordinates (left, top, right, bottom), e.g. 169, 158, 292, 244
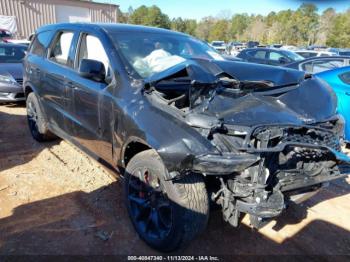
0, 103, 349, 256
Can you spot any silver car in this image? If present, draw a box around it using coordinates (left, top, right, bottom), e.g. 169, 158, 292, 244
0, 43, 27, 103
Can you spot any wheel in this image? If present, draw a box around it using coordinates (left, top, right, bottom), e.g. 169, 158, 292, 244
26, 92, 56, 142
124, 149, 209, 252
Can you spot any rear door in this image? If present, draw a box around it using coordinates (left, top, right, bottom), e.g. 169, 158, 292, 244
40, 30, 78, 135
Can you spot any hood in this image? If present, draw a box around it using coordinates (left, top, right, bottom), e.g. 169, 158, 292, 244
146, 59, 306, 87
146, 59, 337, 127
0, 63, 23, 79
197, 77, 337, 126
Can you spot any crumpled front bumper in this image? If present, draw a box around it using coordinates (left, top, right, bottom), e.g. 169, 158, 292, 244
192, 146, 350, 176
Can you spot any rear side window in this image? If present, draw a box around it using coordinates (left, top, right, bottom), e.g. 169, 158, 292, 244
49, 31, 74, 66
30, 30, 54, 57
339, 72, 350, 85
247, 50, 266, 59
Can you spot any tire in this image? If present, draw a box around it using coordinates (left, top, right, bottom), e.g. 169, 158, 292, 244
124, 149, 209, 252
26, 92, 56, 142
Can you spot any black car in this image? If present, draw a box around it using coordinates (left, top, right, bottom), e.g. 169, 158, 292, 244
284, 56, 350, 74
24, 23, 350, 252
0, 43, 27, 102
237, 47, 304, 66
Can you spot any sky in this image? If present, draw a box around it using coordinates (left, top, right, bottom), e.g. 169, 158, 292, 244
95, 0, 350, 20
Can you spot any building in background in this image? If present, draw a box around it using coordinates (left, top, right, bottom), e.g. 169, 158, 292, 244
0, 0, 119, 39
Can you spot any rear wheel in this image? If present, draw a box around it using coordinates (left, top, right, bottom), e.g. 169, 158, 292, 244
26, 92, 56, 142
124, 149, 209, 252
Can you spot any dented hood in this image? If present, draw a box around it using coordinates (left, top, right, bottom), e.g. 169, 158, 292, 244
146, 59, 337, 127
145, 59, 306, 87
201, 77, 337, 126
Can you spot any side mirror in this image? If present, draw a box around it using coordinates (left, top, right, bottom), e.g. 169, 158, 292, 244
278, 57, 289, 64
79, 59, 106, 82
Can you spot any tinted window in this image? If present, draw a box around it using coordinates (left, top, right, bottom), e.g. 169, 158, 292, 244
0, 45, 26, 63
30, 30, 54, 57
49, 31, 74, 66
268, 51, 285, 61
339, 72, 350, 85
247, 50, 266, 59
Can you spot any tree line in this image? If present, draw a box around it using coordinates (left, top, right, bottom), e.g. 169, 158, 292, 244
117, 4, 350, 48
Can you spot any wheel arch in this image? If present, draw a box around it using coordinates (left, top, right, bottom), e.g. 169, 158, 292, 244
121, 137, 152, 168
24, 83, 38, 98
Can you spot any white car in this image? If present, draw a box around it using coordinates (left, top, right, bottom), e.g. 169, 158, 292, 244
295, 50, 336, 59
210, 41, 226, 54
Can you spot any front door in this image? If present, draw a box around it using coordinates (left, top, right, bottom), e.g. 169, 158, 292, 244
67, 33, 113, 161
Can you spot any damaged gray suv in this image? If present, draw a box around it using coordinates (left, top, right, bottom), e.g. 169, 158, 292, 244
23, 23, 350, 251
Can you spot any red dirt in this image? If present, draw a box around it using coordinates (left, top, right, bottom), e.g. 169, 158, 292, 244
0, 104, 349, 255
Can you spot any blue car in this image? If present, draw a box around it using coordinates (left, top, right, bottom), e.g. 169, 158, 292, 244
316, 66, 350, 143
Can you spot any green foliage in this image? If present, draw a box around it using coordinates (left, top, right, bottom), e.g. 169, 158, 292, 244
129, 5, 171, 29
326, 10, 350, 47
119, 4, 350, 47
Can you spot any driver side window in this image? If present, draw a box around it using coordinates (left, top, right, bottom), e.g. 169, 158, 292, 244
77, 34, 110, 77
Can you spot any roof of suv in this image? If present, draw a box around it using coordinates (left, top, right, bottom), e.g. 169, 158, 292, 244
36, 23, 187, 37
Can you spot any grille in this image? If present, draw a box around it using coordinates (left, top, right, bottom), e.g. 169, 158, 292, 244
281, 129, 340, 151
15, 78, 23, 85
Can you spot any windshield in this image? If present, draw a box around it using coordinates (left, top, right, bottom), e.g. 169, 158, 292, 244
111, 33, 224, 78
0, 45, 26, 63
283, 50, 304, 61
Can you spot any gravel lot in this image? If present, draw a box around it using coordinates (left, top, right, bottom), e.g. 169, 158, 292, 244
0, 103, 349, 256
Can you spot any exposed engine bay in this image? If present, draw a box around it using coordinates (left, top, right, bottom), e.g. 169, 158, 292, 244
144, 59, 350, 228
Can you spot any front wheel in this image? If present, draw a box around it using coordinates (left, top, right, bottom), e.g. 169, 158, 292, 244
124, 149, 209, 252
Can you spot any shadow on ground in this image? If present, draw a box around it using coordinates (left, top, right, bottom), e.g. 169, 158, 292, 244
0, 180, 349, 255
0, 104, 59, 172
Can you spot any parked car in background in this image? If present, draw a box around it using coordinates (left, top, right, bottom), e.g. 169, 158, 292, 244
24, 23, 350, 252
295, 50, 336, 58
0, 43, 27, 102
267, 44, 283, 48
284, 56, 350, 74
210, 40, 226, 54
246, 41, 259, 48
237, 47, 304, 66
315, 66, 350, 143
328, 48, 350, 56
7, 39, 31, 47
226, 41, 245, 56
0, 28, 13, 42
280, 45, 298, 51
